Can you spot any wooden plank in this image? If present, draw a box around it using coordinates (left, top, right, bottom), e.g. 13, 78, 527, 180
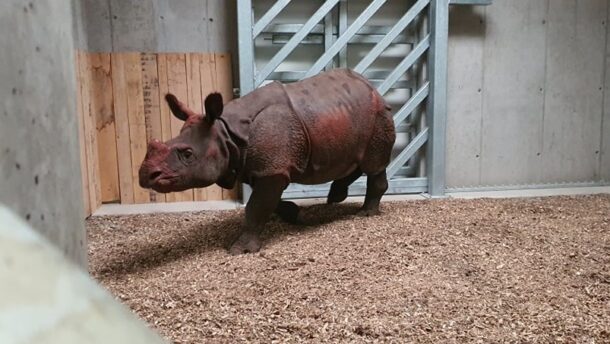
157, 53, 180, 203
75, 51, 91, 216
198, 53, 223, 201
124, 53, 151, 204
111, 53, 135, 204
542, 0, 607, 183
446, 7, 485, 188
89, 52, 120, 203
166, 53, 194, 202
141, 52, 166, 203
480, 0, 547, 185
214, 53, 239, 200
79, 51, 102, 212
187, 53, 208, 201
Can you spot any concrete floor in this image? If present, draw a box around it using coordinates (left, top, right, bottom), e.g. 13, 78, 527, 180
93, 186, 610, 216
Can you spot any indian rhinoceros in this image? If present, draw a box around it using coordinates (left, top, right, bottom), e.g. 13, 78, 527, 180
138, 69, 396, 254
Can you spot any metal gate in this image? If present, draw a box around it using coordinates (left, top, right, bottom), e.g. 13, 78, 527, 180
236, 0, 460, 201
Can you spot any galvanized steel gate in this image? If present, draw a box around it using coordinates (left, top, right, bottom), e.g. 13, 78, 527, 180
237, 0, 453, 201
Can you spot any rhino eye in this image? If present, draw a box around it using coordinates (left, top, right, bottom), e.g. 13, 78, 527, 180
178, 148, 194, 163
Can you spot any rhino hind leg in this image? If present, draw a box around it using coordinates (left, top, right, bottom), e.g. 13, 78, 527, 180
327, 168, 363, 204
229, 175, 287, 255
359, 170, 388, 216
275, 200, 300, 224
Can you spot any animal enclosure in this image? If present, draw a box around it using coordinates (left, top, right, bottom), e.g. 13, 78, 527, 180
75, 52, 238, 216
2, 0, 610, 342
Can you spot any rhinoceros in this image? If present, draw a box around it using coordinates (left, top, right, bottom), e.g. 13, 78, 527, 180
139, 69, 396, 254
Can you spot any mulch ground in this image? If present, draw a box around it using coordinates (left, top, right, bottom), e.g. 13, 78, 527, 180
87, 194, 610, 343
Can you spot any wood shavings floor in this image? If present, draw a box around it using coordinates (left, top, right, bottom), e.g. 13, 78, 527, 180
87, 195, 610, 343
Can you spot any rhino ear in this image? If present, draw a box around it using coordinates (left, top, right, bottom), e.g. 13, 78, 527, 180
204, 92, 223, 123
165, 93, 195, 121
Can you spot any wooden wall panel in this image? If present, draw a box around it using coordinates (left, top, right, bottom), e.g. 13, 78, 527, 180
186, 53, 208, 201
214, 53, 240, 200
75, 52, 91, 216
125, 53, 151, 204
141, 53, 166, 202
111, 53, 135, 204
199, 53, 224, 200
89, 53, 120, 203
77, 51, 102, 213
77, 51, 238, 207
165, 54, 195, 202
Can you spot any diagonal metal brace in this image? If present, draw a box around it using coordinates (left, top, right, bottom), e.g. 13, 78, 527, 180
253, 0, 291, 38
354, 0, 430, 74
256, 0, 339, 86
304, 0, 388, 78
394, 82, 429, 128
387, 127, 429, 178
377, 34, 430, 95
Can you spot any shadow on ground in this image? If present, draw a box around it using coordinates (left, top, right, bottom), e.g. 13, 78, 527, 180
91, 202, 364, 277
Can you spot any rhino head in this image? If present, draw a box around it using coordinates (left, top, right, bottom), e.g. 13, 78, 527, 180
138, 93, 241, 193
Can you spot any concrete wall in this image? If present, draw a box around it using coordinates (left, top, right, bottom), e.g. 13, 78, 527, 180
75, 0, 236, 53
75, 0, 238, 90
0, 1, 86, 265
447, 0, 609, 189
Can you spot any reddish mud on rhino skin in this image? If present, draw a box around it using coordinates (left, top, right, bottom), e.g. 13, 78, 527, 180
139, 69, 396, 254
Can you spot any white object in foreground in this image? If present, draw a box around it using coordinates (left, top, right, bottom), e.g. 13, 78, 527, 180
0, 205, 166, 344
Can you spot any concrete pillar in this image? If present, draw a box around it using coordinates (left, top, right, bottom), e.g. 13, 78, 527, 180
0, 206, 167, 343
0, 1, 86, 265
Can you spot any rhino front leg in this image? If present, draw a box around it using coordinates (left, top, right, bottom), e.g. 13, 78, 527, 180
229, 175, 287, 255
359, 170, 388, 216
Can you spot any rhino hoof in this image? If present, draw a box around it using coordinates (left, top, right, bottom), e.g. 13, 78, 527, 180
229, 232, 262, 255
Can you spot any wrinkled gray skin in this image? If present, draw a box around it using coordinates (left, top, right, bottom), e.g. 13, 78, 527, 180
139, 69, 396, 254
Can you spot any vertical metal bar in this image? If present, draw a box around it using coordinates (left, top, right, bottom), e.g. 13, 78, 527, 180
237, 0, 255, 203
324, 10, 334, 70
338, 0, 348, 67
413, 12, 428, 178
237, 0, 255, 95
426, 0, 449, 196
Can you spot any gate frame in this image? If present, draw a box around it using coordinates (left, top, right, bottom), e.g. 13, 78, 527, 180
237, 0, 492, 203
